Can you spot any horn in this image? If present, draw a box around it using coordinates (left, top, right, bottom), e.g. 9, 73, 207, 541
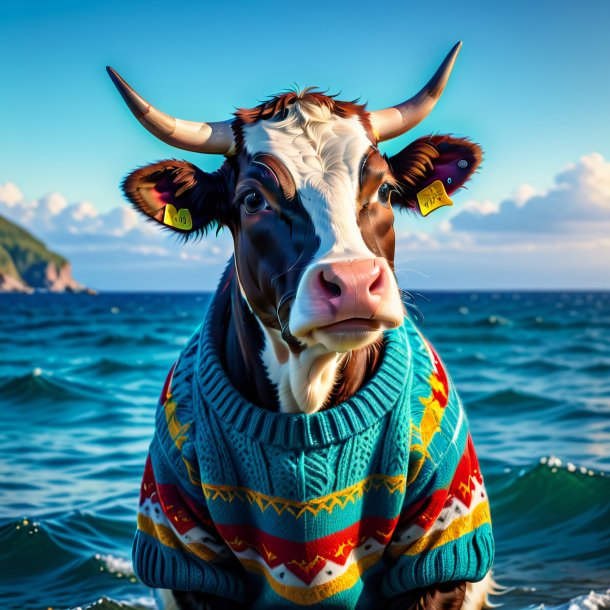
106, 67, 235, 155
370, 42, 462, 142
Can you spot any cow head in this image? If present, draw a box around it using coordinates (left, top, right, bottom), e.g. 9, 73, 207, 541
109, 42, 482, 413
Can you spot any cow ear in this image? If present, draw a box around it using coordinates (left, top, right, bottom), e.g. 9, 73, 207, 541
122, 160, 228, 236
387, 136, 482, 216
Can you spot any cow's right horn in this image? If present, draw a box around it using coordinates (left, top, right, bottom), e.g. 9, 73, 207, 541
107, 67, 235, 155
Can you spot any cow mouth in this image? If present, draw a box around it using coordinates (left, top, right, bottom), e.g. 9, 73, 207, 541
316, 319, 382, 334
309, 318, 385, 351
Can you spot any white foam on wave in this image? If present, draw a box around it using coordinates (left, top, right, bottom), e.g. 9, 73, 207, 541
83, 594, 156, 609
95, 553, 135, 577
539, 455, 607, 477
532, 589, 610, 610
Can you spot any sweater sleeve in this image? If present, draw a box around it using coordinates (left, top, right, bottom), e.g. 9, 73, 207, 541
382, 331, 494, 597
132, 365, 246, 603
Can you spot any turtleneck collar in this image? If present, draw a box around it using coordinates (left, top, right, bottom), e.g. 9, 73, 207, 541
194, 287, 412, 450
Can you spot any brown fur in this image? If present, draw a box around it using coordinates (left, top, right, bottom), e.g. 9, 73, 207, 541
232, 89, 376, 153
325, 340, 384, 408
388, 136, 483, 210
251, 153, 297, 202
122, 160, 231, 236
386, 582, 467, 610
357, 147, 397, 270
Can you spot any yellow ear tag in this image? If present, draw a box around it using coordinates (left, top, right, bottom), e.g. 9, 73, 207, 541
163, 203, 193, 230
416, 180, 453, 217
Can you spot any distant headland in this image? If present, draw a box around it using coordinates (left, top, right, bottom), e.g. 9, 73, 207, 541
0, 215, 93, 293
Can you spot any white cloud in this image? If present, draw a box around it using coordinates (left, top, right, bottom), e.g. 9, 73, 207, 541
0, 182, 233, 290
460, 198, 500, 215
448, 153, 610, 237
512, 184, 541, 207
0, 182, 24, 207
39, 192, 69, 216
394, 153, 610, 288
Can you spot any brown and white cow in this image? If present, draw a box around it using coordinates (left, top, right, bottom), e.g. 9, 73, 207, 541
109, 42, 490, 610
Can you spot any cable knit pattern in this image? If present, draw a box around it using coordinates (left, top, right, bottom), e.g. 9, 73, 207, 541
132, 290, 494, 608
262, 443, 300, 498
303, 444, 340, 498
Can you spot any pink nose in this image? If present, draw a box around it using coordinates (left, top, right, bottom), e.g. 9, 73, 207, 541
311, 258, 388, 321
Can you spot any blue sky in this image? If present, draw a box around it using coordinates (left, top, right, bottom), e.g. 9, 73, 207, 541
1, 0, 610, 290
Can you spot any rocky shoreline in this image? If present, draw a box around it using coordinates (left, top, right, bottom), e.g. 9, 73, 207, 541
0, 215, 93, 294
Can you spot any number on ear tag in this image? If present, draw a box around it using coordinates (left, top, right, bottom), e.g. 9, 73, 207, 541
163, 203, 193, 230
416, 180, 453, 217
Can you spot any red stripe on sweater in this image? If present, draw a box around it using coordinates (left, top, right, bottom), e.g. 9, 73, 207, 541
425, 340, 450, 408
215, 515, 399, 584
139, 455, 214, 535
398, 434, 483, 531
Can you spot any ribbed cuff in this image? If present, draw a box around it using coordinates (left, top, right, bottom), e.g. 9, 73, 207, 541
132, 530, 246, 603
382, 525, 495, 597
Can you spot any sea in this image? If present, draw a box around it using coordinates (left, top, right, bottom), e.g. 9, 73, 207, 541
0, 291, 609, 610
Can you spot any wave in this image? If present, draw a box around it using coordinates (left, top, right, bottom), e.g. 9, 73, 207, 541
566, 343, 608, 355
0, 511, 147, 610
492, 457, 610, 553
95, 334, 168, 348
56, 328, 99, 340
467, 388, 559, 411
488, 457, 610, 610
519, 316, 565, 330
82, 597, 156, 609
580, 361, 610, 374
438, 332, 512, 345
542, 588, 610, 610
518, 316, 610, 331
0, 371, 126, 416
450, 352, 490, 367
7, 319, 66, 332
472, 315, 514, 327
72, 358, 150, 377
0, 370, 111, 402
564, 319, 610, 330
509, 358, 570, 374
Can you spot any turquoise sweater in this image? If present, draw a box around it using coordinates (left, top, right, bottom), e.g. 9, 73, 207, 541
133, 293, 494, 608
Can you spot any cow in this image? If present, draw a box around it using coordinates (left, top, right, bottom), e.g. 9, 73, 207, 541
108, 42, 495, 610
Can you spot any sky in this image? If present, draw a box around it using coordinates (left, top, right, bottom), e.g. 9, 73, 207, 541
1, 0, 610, 290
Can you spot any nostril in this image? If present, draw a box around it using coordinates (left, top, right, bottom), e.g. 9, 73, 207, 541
369, 267, 385, 295
319, 271, 342, 298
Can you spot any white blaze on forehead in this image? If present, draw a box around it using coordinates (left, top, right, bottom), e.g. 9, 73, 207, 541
242, 101, 375, 261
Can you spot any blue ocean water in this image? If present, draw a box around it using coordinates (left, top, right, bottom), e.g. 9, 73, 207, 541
0, 291, 609, 610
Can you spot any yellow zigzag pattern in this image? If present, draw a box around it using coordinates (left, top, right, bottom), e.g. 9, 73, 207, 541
165, 396, 190, 450
164, 395, 200, 485
240, 551, 384, 606
408, 371, 448, 485
389, 501, 492, 558
201, 474, 407, 519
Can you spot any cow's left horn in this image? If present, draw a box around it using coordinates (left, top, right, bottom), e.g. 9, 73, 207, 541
369, 42, 462, 142
106, 67, 235, 155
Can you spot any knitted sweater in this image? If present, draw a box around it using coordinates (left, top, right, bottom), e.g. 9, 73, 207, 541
133, 293, 494, 608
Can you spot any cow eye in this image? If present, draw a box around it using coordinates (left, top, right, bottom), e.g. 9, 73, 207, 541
377, 183, 393, 207
243, 191, 270, 214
